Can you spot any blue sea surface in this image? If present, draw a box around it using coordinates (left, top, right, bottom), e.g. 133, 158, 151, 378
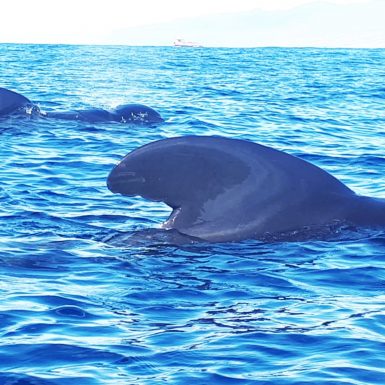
1, 44, 385, 384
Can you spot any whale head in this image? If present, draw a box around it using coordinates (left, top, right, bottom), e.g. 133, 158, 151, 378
107, 136, 370, 242
107, 136, 249, 210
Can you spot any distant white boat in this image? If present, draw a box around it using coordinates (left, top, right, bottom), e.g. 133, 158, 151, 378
173, 39, 202, 48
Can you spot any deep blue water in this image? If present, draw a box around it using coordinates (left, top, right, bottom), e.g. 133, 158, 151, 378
1, 44, 385, 384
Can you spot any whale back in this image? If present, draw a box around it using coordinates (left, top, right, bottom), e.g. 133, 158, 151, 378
46, 109, 113, 122
107, 136, 356, 241
112, 104, 164, 123
0, 87, 32, 116
0, 87, 163, 124
46, 105, 163, 123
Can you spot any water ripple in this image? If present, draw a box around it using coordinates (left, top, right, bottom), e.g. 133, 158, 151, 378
1, 45, 385, 384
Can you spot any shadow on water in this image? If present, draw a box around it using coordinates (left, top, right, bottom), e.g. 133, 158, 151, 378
0, 372, 99, 385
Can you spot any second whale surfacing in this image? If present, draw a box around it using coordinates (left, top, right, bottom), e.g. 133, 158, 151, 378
0, 87, 164, 124
107, 135, 385, 243
44, 104, 164, 123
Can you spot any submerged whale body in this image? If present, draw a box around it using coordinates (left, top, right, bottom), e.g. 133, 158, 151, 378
0, 87, 163, 124
107, 135, 385, 242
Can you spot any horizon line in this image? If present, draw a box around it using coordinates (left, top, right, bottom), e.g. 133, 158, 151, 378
1, 42, 385, 50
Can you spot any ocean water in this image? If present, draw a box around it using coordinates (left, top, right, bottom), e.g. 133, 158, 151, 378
1, 44, 385, 385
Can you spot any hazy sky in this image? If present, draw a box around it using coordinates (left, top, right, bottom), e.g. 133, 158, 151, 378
1, 0, 383, 47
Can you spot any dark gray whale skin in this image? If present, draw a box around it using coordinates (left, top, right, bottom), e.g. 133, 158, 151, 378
0, 87, 163, 124
44, 104, 164, 123
0, 87, 38, 116
107, 135, 385, 243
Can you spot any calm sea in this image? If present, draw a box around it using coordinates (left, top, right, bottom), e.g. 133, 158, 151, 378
1, 44, 385, 385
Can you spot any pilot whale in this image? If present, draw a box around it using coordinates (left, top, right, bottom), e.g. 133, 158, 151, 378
0, 87, 163, 124
0, 87, 38, 116
107, 135, 385, 242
